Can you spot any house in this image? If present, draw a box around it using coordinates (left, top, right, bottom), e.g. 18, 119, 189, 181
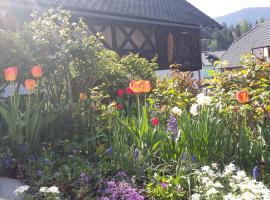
202, 51, 225, 67
200, 51, 225, 79
0, 0, 221, 71
222, 21, 270, 68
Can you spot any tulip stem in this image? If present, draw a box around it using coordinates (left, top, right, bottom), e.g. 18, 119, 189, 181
136, 94, 141, 123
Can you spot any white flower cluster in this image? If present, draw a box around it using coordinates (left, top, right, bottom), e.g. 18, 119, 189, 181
190, 103, 199, 116
39, 186, 60, 194
172, 106, 182, 116
193, 163, 270, 200
13, 185, 29, 196
190, 93, 212, 116
196, 93, 212, 106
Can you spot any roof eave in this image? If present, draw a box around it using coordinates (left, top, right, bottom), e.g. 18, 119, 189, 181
1, 1, 221, 29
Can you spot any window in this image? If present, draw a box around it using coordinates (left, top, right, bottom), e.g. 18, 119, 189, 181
263, 47, 270, 57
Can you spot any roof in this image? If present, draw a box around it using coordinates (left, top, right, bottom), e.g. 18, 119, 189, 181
2, 0, 222, 28
202, 51, 225, 66
222, 21, 270, 67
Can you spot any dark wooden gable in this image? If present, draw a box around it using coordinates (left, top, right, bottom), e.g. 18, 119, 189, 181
86, 18, 157, 61
85, 17, 202, 70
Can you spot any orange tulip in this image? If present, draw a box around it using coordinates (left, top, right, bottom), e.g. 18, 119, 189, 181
80, 92, 87, 101
129, 80, 151, 93
25, 79, 36, 92
236, 91, 250, 103
31, 65, 43, 78
4, 66, 18, 81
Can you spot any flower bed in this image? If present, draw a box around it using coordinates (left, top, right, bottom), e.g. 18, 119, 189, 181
0, 8, 269, 200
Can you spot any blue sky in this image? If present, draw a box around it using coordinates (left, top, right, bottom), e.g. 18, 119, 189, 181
187, 0, 270, 17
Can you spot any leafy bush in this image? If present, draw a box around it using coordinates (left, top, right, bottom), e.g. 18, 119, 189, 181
206, 54, 270, 127
148, 70, 198, 121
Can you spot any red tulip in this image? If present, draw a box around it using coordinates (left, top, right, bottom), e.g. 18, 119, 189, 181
236, 91, 249, 103
116, 104, 124, 110
31, 65, 43, 78
4, 66, 18, 81
117, 89, 125, 97
25, 79, 36, 91
152, 117, 159, 126
125, 87, 133, 95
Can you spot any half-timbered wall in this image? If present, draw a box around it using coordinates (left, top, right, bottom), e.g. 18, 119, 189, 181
85, 18, 202, 70
85, 19, 158, 63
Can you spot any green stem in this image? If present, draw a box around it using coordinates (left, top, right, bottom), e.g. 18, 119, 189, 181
136, 94, 140, 122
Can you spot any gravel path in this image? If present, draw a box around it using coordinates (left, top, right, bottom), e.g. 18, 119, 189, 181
0, 177, 22, 200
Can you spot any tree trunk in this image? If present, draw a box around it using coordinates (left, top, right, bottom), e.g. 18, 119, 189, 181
64, 63, 73, 102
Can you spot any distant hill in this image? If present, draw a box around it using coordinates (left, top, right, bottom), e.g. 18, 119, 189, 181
215, 7, 270, 26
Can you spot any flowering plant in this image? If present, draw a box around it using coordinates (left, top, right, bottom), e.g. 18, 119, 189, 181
100, 179, 144, 200
0, 66, 44, 150
179, 94, 229, 162
146, 173, 188, 200
192, 163, 270, 200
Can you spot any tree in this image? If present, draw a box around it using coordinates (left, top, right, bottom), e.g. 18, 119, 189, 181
240, 20, 251, 34
233, 24, 242, 40
259, 17, 265, 24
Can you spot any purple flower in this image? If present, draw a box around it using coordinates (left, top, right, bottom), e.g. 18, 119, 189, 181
252, 166, 259, 180
80, 172, 90, 183
18, 143, 28, 151
160, 182, 168, 189
106, 146, 113, 155
192, 155, 196, 162
101, 180, 144, 200
167, 114, 178, 135
134, 148, 139, 160
1, 155, 13, 169
36, 170, 43, 177
100, 197, 110, 200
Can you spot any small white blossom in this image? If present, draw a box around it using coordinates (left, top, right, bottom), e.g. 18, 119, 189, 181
191, 193, 201, 200
39, 186, 60, 194
201, 166, 210, 172
232, 170, 246, 181
201, 176, 210, 184
240, 191, 256, 200
224, 163, 236, 175
190, 103, 198, 116
206, 187, 218, 196
47, 186, 60, 194
211, 163, 218, 169
212, 181, 223, 188
172, 106, 182, 116
223, 193, 236, 200
39, 187, 48, 193
13, 185, 29, 196
196, 93, 212, 106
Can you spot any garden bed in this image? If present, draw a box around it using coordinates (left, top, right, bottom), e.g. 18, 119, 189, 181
0, 9, 270, 200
